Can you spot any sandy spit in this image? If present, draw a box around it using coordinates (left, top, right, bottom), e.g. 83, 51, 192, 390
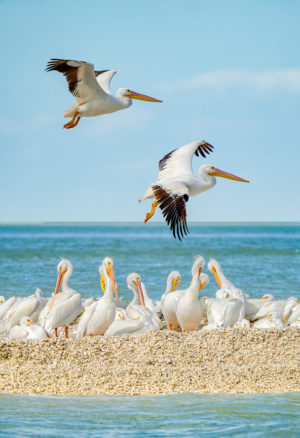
0, 329, 299, 396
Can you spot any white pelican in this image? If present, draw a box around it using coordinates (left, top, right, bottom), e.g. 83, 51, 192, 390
126, 273, 160, 329
76, 258, 117, 337
209, 289, 246, 328
283, 298, 300, 324
207, 259, 246, 299
104, 313, 156, 337
140, 140, 249, 240
5, 289, 46, 333
252, 297, 296, 323
9, 316, 48, 340
39, 259, 82, 338
177, 273, 209, 331
160, 271, 181, 308
162, 255, 205, 329
252, 313, 284, 328
46, 58, 162, 129
0, 296, 19, 320
233, 319, 250, 329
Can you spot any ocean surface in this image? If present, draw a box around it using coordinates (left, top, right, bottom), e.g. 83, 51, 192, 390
0, 223, 299, 436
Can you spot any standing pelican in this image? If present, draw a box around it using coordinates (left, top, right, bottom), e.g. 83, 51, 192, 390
76, 258, 117, 337
126, 273, 160, 329
46, 59, 162, 129
39, 259, 82, 338
140, 140, 249, 240
177, 273, 209, 331
162, 256, 205, 329
160, 271, 181, 308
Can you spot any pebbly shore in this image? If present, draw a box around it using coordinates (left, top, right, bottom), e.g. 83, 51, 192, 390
0, 329, 299, 396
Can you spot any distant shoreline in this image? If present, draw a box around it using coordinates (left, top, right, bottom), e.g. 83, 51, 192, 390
1, 221, 300, 226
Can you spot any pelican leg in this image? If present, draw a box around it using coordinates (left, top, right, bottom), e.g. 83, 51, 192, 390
144, 201, 158, 223
55, 328, 58, 338
63, 112, 79, 129
64, 326, 69, 338
168, 323, 172, 330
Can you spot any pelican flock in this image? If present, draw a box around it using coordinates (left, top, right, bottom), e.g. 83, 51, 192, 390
1, 256, 298, 341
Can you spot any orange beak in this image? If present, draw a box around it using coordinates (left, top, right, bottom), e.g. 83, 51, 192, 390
126, 89, 162, 102
211, 267, 222, 289
106, 265, 119, 300
54, 269, 67, 295
134, 278, 145, 306
208, 167, 249, 183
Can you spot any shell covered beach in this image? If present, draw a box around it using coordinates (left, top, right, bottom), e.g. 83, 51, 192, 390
1, 329, 299, 396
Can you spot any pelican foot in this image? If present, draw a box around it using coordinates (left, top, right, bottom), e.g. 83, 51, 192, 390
64, 326, 69, 338
144, 201, 158, 223
168, 324, 173, 330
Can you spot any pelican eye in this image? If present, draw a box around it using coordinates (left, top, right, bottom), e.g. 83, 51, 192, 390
27, 319, 31, 323
59, 267, 62, 272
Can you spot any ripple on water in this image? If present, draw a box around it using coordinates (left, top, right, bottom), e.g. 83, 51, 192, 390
0, 392, 299, 437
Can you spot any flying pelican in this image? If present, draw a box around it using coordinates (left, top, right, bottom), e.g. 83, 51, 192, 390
9, 316, 48, 340
140, 140, 249, 240
162, 255, 205, 329
39, 259, 82, 338
207, 259, 245, 299
76, 258, 117, 337
46, 58, 162, 129
176, 273, 209, 331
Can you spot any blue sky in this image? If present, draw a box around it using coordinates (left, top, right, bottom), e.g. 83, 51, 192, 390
0, 0, 299, 222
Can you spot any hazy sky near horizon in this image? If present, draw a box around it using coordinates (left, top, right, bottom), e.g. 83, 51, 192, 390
0, 0, 300, 222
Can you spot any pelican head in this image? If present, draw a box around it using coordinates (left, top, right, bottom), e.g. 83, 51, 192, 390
199, 273, 210, 291
208, 258, 223, 289
127, 273, 145, 306
199, 164, 249, 183
20, 316, 35, 327
167, 271, 181, 292
54, 259, 73, 295
118, 88, 162, 103
192, 255, 205, 278
260, 294, 275, 300
0, 296, 4, 305
101, 257, 118, 300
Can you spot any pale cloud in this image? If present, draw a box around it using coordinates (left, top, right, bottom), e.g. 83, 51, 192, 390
168, 69, 300, 92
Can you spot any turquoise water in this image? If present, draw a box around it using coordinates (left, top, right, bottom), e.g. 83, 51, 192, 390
0, 223, 299, 436
0, 393, 299, 437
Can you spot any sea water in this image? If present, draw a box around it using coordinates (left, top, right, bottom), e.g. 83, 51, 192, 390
0, 223, 299, 436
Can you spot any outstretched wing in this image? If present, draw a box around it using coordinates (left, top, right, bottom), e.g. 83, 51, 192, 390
153, 183, 189, 241
46, 58, 105, 104
95, 70, 116, 94
158, 140, 214, 181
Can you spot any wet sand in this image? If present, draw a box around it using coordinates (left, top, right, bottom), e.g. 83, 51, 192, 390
0, 329, 299, 396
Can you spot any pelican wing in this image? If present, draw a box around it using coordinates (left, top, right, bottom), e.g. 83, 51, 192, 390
76, 302, 97, 338
47, 293, 81, 329
95, 70, 116, 94
153, 183, 189, 240
46, 58, 105, 103
158, 140, 214, 181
